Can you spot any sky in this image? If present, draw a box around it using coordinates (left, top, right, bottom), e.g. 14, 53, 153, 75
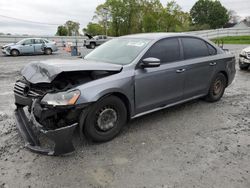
0, 0, 249, 35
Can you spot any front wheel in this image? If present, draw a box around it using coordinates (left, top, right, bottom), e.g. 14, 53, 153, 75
11, 49, 19, 56
90, 42, 96, 49
84, 96, 127, 142
205, 73, 227, 102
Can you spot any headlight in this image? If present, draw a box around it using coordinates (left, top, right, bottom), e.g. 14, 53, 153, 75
41, 90, 80, 106
240, 51, 246, 56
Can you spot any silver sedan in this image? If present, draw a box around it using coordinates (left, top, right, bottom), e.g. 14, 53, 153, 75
1, 38, 58, 56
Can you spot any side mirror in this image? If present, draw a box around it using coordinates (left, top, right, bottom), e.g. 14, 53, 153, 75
140, 57, 161, 68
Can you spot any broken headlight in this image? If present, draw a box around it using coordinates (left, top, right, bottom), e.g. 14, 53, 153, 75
41, 90, 80, 106
240, 51, 246, 57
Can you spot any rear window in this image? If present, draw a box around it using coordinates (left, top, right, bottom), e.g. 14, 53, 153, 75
181, 37, 210, 59
34, 39, 44, 44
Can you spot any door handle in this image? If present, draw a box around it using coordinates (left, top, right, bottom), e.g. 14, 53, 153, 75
209, 62, 217, 66
176, 69, 186, 73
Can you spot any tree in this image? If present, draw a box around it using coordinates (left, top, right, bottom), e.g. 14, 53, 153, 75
56, 25, 68, 36
190, 0, 229, 29
89, 0, 192, 36
83, 22, 104, 36
65, 20, 80, 36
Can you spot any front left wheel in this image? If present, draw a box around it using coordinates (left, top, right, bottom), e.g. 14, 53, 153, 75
84, 96, 127, 142
11, 49, 19, 56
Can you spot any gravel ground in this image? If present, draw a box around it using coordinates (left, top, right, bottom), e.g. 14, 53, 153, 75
0, 45, 249, 188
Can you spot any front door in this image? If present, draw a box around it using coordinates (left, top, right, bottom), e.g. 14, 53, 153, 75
134, 38, 186, 114
20, 39, 34, 54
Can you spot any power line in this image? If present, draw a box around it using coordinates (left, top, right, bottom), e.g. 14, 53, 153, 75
0, 14, 61, 26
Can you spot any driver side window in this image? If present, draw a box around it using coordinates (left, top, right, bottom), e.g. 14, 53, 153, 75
23, 39, 33, 45
143, 38, 181, 64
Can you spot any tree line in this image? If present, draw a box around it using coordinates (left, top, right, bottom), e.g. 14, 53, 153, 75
56, 0, 243, 37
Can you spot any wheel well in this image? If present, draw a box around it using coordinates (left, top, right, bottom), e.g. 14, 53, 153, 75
90, 42, 96, 45
219, 71, 228, 86
106, 92, 131, 121
45, 47, 52, 51
11, 49, 19, 54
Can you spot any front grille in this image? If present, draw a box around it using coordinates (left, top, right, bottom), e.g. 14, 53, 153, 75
247, 52, 250, 59
14, 81, 42, 97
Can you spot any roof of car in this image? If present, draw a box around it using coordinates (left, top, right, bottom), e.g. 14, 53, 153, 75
120, 32, 195, 40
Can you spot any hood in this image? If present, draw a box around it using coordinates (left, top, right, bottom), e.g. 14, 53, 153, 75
85, 33, 93, 39
3, 43, 15, 48
242, 46, 250, 52
21, 59, 122, 84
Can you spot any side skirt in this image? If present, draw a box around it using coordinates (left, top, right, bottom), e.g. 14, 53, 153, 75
131, 94, 205, 119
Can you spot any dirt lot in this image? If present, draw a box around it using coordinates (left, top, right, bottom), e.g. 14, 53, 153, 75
0, 45, 250, 188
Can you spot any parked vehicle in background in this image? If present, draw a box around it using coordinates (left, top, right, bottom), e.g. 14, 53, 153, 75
84, 34, 109, 49
239, 46, 250, 70
14, 33, 235, 155
1, 38, 58, 56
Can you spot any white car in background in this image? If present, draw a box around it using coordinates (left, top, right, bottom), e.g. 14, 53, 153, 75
239, 46, 250, 70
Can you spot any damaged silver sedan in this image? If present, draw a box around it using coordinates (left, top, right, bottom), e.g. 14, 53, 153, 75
14, 33, 236, 155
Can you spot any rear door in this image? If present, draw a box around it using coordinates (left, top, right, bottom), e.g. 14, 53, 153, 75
97, 36, 104, 45
180, 37, 217, 98
34, 39, 45, 54
134, 38, 186, 114
20, 39, 35, 54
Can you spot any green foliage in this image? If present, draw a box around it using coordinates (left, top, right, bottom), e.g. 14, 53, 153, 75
190, 0, 229, 29
83, 22, 104, 36
56, 25, 68, 36
65, 20, 80, 36
56, 20, 80, 36
90, 0, 192, 36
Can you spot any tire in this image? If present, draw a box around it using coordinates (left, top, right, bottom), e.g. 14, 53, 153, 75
84, 96, 127, 142
239, 63, 249, 70
11, 49, 19, 57
205, 73, 227, 102
44, 48, 52, 55
90, 42, 96, 49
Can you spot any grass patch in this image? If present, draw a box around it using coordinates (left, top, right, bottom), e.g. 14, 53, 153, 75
212, 36, 250, 44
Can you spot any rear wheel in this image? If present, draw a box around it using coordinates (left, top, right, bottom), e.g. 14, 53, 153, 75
44, 48, 52, 55
205, 73, 227, 102
84, 96, 127, 142
11, 49, 19, 57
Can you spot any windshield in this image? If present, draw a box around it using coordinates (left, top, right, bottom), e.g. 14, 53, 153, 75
16, 39, 27, 45
84, 38, 151, 65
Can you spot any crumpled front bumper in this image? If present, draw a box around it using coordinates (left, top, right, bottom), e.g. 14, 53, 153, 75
1, 48, 10, 55
14, 106, 78, 156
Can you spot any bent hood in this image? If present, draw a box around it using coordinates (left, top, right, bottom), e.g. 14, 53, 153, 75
3, 43, 15, 48
21, 59, 123, 84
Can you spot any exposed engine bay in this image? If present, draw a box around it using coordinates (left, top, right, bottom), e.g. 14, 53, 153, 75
15, 70, 119, 130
